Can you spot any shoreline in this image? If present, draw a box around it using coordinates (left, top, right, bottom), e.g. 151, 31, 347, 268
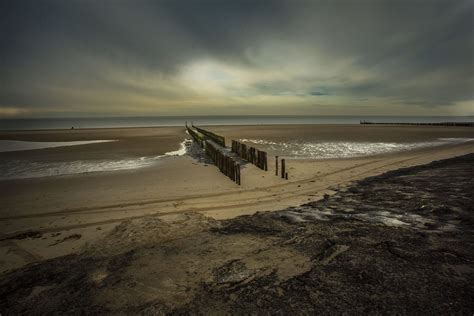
2, 122, 474, 131
0, 125, 473, 274
0, 140, 473, 272
1, 114, 473, 130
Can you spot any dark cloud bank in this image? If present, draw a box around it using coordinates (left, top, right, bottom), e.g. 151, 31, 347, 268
1, 0, 472, 117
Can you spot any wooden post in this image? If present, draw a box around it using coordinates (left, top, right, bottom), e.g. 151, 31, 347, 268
225, 156, 229, 175
285, 172, 288, 180
227, 156, 230, 179
263, 152, 268, 171
281, 159, 286, 179
257, 150, 261, 169
236, 163, 241, 185
231, 162, 235, 181
275, 156, 279, 176
232, 161, 235, 181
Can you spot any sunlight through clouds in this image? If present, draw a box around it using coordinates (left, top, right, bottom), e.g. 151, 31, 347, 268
1, 0, 472, 117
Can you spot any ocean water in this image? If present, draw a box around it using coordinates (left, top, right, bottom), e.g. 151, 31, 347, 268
2, 136, 473, 180
0, 139, 191, 180
239, 138, 474, 159
1, 119, 473, 179
0, 140, 116, 153
1, 115, 473, 130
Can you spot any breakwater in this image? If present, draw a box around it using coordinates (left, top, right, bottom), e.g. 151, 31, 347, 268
360, 121, 474, 127
205, 140, 241, 185
192, 124, 226, 147
185, 124, 274, 184
231, 140, 268, 171
186, 123, 241, 184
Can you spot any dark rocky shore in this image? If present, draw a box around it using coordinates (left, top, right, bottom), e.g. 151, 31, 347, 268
1, 154, 473, 315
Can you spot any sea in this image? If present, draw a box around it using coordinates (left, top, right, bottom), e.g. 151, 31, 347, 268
1, 115, 473, 130
0, 139, 191, 180
1, 116, 473, 180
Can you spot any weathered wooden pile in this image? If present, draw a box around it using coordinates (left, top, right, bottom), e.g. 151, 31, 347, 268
186, 124, 280, 184
205, 141, 241, 185
192, 125, 226, 147
185, 125, 205, 147
274, 156, 288, 179
231, 140, 268, 171
231, 140, 247, 158
186, 124, 240, 185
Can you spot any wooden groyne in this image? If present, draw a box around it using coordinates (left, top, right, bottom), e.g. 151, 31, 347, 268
231, 140, 268, 171
186, 125, 206, 147
192, 124, 226, 147
205, 140, 241, 185
360, 121, 474, 127
186, 124, 240, 185
185, 124, 278, 184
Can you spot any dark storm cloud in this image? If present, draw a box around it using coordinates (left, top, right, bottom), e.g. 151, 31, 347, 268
0, 0, 472, 116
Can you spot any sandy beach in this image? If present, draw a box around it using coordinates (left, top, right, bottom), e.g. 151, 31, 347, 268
1, 150, 473, 314
1, 124, 474, 274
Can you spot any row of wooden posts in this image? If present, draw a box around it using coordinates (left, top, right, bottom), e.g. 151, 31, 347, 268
205, 140, 241, 185
185, 125, 206, 147
186, 125, 241, 185
186, 124, 288, 185
192, 124, 226, 147
231, 140, 268, 171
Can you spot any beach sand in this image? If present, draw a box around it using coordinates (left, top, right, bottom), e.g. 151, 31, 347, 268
1, 153, 473, 314
0, 125, 473, 273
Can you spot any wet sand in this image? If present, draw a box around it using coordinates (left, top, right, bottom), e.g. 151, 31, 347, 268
0, 125, 473, 274
0, 127, 187, 161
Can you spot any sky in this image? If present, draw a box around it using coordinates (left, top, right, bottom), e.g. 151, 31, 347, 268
1, 0, 473, 118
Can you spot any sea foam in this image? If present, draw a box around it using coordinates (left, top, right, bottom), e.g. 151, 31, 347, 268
239, 138, 474, 159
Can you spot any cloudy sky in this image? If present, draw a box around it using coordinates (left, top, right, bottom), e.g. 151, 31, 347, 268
1, 0, 473, 118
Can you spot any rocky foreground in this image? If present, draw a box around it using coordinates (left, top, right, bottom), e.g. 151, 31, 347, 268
1, 154, 473, 315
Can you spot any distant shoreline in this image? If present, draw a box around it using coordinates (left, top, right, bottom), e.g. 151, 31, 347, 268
1, 115, 473, 131
2, 122, 474, 133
